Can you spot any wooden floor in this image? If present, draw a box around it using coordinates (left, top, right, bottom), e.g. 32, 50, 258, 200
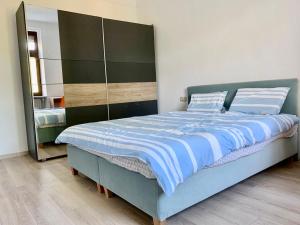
1, 156, 300, 225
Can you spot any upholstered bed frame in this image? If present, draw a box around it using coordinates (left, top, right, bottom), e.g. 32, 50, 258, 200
67, 78, 298, 225
37, 126, 66, 144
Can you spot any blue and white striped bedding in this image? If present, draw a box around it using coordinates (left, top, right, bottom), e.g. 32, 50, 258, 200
187, 91, 227, 112
56, 111, 298, 195
35, 108, 66, 128
98, 124, 297, 179
229, 87, 290, 115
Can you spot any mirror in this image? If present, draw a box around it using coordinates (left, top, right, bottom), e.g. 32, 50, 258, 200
25, 5, 66, 160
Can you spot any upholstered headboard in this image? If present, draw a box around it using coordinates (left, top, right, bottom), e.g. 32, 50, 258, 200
187, 78, 298, 115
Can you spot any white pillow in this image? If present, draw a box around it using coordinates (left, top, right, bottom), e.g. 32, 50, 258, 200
187, 91, 227, 113
229, 87, 290, 115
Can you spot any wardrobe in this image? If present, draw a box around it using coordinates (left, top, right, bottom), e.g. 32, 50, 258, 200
16, 2, 157, 161
59, 11, 157, 126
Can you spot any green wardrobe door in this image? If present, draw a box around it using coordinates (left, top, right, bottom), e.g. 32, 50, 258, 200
16, 2, 38, 160
66, 105, 108, 127
106, 62, 156, 83
103, 19, 156, 83
103, 19, 155, 63
58, 10, 104, 61
58, 11, 108, 127
103, 19, 158, 119
109, 101, 158, 120
61, 60, 106, 84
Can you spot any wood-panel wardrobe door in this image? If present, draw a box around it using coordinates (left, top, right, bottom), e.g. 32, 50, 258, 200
16, 2, 38, 160
58, 11, 108, 126
103, 19, 158, 120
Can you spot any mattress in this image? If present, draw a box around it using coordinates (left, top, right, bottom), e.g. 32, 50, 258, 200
97, 125, 298, 179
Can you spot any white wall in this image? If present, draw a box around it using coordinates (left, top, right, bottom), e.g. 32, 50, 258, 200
0, 0, 137, 157
136, 0, 300, 112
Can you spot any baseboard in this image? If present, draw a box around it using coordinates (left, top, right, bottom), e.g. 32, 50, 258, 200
0, 151, 28, 160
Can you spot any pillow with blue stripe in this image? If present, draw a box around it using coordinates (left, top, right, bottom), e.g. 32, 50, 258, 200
187, 91, 227, 113
229, 87, 290, 115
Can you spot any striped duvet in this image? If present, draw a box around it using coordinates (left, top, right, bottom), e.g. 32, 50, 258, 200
56, 111, 299, 195
35, 108, 66, 128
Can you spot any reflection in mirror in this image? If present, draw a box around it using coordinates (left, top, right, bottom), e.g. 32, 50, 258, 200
25, 5, 66, 160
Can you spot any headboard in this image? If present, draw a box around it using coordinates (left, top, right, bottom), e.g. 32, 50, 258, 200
187, 78, 298, 115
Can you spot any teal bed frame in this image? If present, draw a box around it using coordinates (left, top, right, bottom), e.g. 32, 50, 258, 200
37, 126, 66, 144
67, 79, 298, 225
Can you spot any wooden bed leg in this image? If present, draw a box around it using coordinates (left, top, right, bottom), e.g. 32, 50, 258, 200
71, 167, 78, 176
153, 218, 166, 225
104, 187, 114, 198
97, 184, 105, 193
38, 143, 44, 148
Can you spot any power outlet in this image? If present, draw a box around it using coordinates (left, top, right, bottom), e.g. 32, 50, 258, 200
180, 97, 187, 102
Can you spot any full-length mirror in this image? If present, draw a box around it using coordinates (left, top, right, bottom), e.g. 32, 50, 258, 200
25, 5, 66, 160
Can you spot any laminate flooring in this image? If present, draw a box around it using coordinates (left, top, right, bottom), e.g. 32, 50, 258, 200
0, 155, 300, 225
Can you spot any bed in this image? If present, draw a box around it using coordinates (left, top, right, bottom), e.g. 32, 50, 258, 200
34, 108, 66, 145
57, 79, 299, 225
